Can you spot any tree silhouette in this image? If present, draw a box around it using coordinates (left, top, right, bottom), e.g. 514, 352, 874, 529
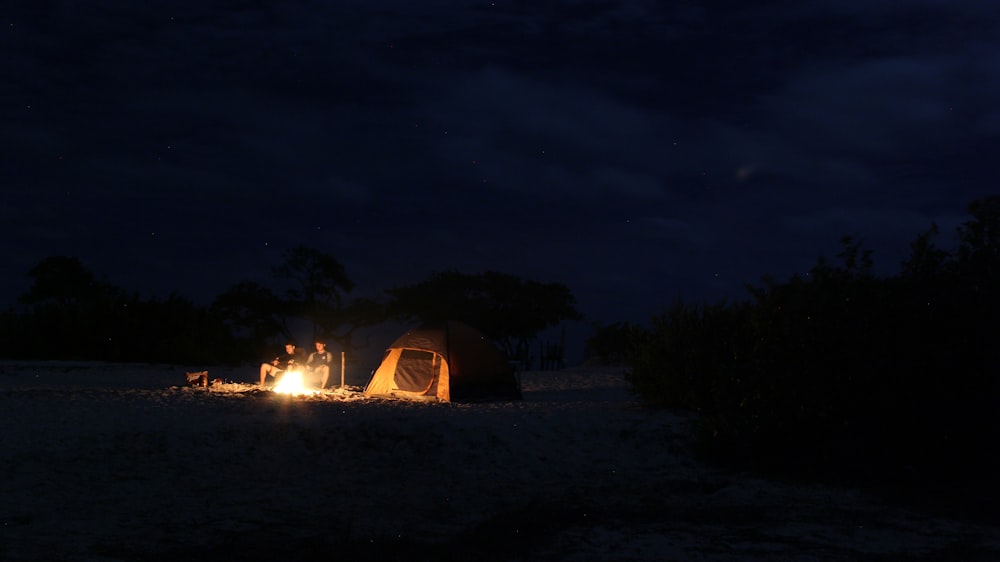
956, 195, 1000, 291
19, 255, 98, 306
624, 195, 1000, 481
274, 246, 354, 305
900, 223, 949, 280
385, 269, 582, 357
211, 281, 287, 353
8, 256, 238, 363
268, 245, 384, 355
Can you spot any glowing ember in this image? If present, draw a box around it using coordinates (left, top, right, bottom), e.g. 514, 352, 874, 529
272, 370, 318, 395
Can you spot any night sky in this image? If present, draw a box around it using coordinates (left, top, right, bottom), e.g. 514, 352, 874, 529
3, 1, 998, 328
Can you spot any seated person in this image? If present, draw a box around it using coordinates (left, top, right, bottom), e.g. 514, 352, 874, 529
307, 340, 334, 389
259, 341, 304, 386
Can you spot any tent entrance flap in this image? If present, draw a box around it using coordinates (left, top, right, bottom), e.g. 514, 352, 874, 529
393, 349, 438, 393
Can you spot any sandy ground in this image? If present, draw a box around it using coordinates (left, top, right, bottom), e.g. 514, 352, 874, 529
1, 361, 998, 561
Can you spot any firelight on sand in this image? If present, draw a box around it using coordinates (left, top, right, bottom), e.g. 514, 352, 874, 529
272, 370, 318, 395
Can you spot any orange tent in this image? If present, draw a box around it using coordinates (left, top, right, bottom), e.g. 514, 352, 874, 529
364, 321, 521, 402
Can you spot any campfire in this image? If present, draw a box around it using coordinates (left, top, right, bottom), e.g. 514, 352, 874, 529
272, 370, 319, 395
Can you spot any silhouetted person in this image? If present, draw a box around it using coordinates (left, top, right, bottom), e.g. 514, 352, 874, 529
259, 341, 304, 386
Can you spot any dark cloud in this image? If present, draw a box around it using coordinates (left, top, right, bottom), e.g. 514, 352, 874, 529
2, 1, 997, 326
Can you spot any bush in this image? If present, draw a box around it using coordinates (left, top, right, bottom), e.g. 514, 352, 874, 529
625, 217, 1000, 482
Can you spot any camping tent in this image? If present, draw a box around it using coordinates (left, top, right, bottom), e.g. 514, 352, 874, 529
364, 321, 522, 402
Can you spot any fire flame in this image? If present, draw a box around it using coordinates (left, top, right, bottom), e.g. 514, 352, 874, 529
272, 370, 319, 395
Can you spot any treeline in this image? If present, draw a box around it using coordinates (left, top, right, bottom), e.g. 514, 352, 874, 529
0, 285, 241, 365
617, 196, 1000, 481
0, 248, 581, 366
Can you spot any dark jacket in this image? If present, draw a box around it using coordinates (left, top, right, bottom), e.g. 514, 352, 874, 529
272, 349, 305, 370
